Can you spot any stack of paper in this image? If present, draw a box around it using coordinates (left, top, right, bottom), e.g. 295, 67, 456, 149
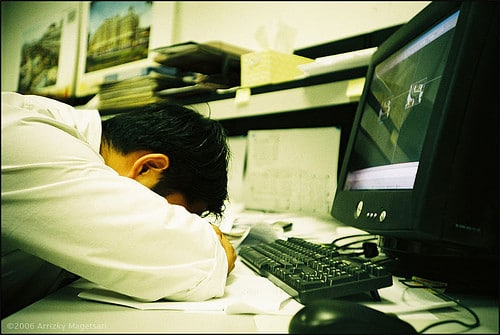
153, 41, 252, 93
97, 65, 205, 110
298, 47, 377, 77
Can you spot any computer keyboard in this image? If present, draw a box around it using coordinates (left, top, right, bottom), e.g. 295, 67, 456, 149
238, 237, 392, 304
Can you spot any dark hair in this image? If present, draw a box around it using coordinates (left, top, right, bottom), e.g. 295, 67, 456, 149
101, 103, 229, 219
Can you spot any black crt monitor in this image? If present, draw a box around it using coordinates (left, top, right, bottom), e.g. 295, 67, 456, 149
331, 1, 499, 293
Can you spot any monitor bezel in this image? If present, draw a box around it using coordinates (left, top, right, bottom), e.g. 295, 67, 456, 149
331, 1, 495, 248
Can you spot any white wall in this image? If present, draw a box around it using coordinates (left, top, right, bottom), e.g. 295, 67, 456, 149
174, 1, 430, 51
1, 1, 430, 93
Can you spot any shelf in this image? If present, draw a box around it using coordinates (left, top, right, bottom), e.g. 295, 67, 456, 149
97, 66, 367, 118
188, 77, 364, 120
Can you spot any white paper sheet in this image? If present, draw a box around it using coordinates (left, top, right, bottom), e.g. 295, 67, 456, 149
77, 265, 304, 315
243, 127, 341, 216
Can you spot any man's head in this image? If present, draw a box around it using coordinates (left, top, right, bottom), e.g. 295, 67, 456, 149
100, 103, 229, 220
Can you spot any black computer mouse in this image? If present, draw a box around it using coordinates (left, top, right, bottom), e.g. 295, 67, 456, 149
289, 299, 417, 334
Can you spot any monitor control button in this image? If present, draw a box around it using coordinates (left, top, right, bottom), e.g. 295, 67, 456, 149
379, 210, 387, 222
355, 201, 363, 218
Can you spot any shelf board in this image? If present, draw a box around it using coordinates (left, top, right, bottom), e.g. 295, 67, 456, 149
188, 77, 364, 120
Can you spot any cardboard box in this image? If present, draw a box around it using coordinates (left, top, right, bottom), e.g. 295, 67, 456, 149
241, 50, 313, 87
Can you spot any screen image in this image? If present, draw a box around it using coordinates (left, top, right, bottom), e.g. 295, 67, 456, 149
345, 11, 458, 190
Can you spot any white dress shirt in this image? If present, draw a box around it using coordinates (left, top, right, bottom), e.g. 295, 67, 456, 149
1, 92, 228, 309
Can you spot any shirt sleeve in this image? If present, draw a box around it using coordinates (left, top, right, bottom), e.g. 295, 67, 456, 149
1, 92, 228, 302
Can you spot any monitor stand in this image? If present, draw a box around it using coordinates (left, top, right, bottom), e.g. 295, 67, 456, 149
379, 236, 498, 295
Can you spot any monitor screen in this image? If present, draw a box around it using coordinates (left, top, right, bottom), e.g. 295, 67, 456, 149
345, 10, 458, 191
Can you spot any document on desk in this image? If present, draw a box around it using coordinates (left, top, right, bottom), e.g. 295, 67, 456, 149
77, 267, 303, 315
362, 278, 457, 314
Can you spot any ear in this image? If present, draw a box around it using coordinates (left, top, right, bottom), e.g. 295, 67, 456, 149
127, 153, 169, 188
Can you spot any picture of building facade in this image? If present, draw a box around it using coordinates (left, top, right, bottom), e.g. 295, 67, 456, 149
85, 1, 152, 73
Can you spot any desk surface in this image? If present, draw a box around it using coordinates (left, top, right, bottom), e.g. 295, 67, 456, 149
2, 212, 498, 334
2, 273, 498, 334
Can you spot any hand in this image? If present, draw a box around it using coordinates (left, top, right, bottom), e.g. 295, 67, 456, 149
211, 224, 236, 274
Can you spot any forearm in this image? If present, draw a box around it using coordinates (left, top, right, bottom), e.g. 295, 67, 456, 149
2, 175, 228, 301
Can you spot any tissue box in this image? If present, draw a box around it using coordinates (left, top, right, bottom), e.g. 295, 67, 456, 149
241, 50, 313, 87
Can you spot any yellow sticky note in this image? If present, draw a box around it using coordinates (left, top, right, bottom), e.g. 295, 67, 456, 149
346, 78, 366, 99
235, 87, 251, 105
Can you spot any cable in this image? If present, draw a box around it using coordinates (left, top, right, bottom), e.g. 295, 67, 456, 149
334, 237, 378, 250
330, 234, 379, 258
399, 279, 481, 333
330, 233, 377, 246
